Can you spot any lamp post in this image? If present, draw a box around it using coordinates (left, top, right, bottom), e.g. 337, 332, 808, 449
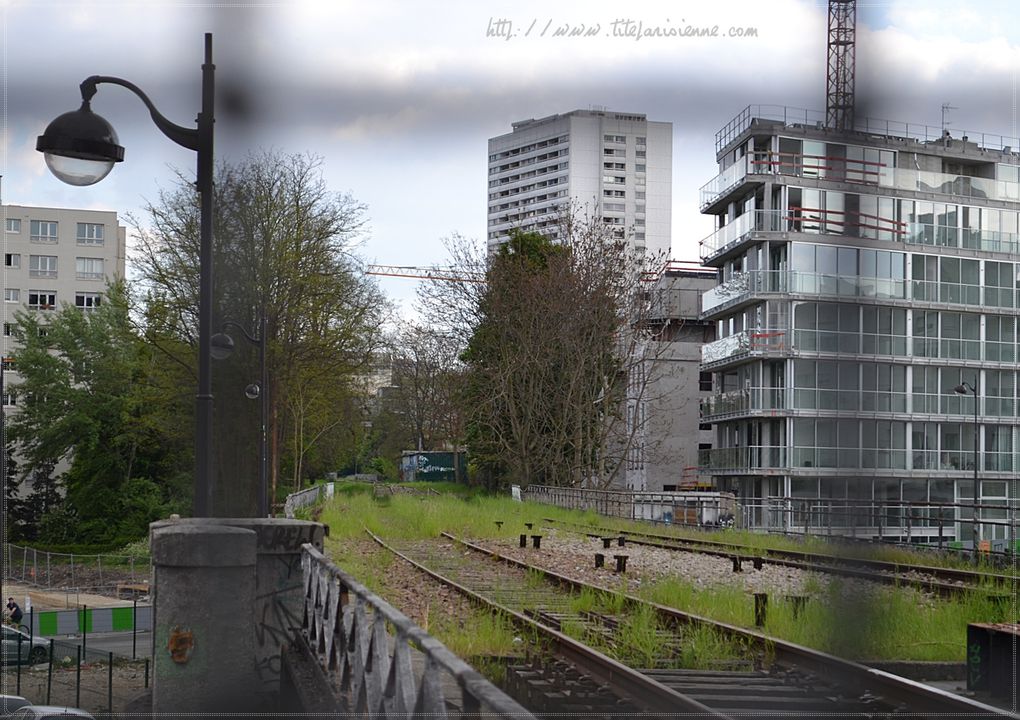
954, 378, 980, 546
211, 316, 268, 517
36, 35, 216, 516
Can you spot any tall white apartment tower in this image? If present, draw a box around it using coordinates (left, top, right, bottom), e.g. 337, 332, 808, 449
487, 110, 672, 257
2, 204, 127, 406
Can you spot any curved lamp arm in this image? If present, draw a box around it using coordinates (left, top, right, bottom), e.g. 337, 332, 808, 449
80, 75, 200, 152
220, 319, 262, 346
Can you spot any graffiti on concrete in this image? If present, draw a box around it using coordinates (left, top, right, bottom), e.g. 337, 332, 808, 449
253, 552, 305, 695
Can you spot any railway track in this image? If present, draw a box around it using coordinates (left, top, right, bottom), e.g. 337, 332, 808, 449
543, 517, 1018, 599
368, 530, 1014, 719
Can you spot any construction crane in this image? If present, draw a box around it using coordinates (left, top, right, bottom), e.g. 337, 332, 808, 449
367, 260, 709, 286
365, 264, 484, 283
825, 0, 856, 131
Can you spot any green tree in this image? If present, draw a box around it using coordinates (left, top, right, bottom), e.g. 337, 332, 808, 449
424, 216, 663, 489
132, 151, 387, 513
8, 281, 190, 543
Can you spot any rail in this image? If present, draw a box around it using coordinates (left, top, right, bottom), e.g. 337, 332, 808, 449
298, 543, 535, 719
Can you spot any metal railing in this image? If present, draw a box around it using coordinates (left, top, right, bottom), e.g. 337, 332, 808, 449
715, 104, 1020, 155
742, 497, 1019, 554
523, 485, 736, 527
283, 482, 334, 518
298, 543, 534, 719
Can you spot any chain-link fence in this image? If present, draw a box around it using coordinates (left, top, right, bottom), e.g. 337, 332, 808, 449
3, 544, 150, 595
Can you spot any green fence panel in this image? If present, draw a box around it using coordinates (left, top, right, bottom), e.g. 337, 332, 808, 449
77, 609, 92, 633
110, 607, 133, 632
37, 612, 58, 636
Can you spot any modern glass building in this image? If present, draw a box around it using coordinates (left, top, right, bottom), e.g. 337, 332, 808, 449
697, 105, 1020, 546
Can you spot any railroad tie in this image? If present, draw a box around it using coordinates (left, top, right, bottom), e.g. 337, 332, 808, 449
595, 553, 605, 568
732, 556, 742, 573
753, 557, 763, 570
494, 521, 504, 530
520, 534, 527, 548
617, 536, 626, 547
754, 592, 768, 627
525, 522, 534, 530
613, 554, 628, 573
531, 534, 543, 549
602, 537, 613, 549
785, 595, 807, 618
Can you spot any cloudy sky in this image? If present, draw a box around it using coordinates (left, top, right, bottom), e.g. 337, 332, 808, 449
2, 0, 1018, 315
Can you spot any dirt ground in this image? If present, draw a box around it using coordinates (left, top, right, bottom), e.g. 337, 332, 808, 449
1, 659, 148, 717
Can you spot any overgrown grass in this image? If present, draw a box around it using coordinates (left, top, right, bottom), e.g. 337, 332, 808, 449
314, 489, 1013, 662
640, 575, 1013, 662
427, 607, 521, 659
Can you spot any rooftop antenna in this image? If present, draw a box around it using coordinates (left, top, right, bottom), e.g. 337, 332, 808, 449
941, 102, 958, 148
825, 0, 856, 131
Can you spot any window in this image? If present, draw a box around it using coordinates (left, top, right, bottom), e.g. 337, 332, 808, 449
28, 291, 56, 309
76, 257, 104, 280
699, 372, 713, 392
636, 191, 646, 200
635, 164, 646, 173
3, 323, 11, 337
29, 220, 58, 243
4, 289, 19, 303
636, 150, 646, 158
76, 222, 105, 245
4, 253, 19, 269
604, 134, 626, 143
636, 136, 646, 145
603, 202, 625, 212
2, 393, 16, 407
29, 255, 57, 278
75, 292, 102, 310
5, 218, 20, 233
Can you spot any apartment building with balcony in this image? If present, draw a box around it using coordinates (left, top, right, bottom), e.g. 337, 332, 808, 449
3, 204, 127, 408
697, 105, 1020, 544
487, 110, 671, 257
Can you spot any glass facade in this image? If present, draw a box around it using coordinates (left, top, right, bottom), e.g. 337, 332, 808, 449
700, 114, 1020, 542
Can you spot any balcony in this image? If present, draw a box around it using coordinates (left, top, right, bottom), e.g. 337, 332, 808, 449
699, 155, 752, 212
699, 445, 786, 472
701, 328, 787, 368
700, 210, 786, 261
700, 387, 785, 421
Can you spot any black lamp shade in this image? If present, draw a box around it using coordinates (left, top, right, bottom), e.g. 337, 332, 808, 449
36, 104, 124, 162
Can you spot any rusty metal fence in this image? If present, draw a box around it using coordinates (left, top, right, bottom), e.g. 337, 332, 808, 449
298, 543, 535, 718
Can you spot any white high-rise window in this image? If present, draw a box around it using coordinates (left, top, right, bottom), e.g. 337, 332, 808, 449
28, 291, 56, 309
76, 257, 104, 280
29, 255, 58, 278
5, 218, 21, 233
76, 223, 105, 245
30, 220, 58, 243
4, 289, 20, 302
75, 292, 102, 310
5, 253, 20, 268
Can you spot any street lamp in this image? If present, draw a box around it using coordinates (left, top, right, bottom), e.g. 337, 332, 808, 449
211, 316, 268, 517
954, 378, 980, 546
36, 35, 216, 516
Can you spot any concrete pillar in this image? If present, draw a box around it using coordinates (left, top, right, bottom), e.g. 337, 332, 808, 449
150, 517, 326, 706
215, 518, 326, 703
150, 523, 258, 714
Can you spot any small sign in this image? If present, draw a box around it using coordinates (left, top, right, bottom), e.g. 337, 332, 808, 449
168, 626, 195, 664
978, 540, 992, 553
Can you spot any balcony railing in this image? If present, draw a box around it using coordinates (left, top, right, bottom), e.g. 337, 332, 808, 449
715, 104, 1020, 155
700, 387, 784, 419
701, 328, 787, 366
699, 155, 750, 210
700, 210, 787, 259
698, 445, 786, 470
